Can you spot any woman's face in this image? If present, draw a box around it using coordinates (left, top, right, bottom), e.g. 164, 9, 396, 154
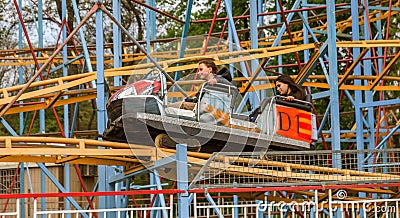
198, 63, 212, 80
275, 81, 289, 95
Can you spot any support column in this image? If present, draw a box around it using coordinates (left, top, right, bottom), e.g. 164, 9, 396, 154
177, 144, 189, 218
72, 0, 94, 75
351, 0, 364, 172
146, 0, 156, 59
174, 0, 193, 81
112, 0, 124, 209
362, 0, 375, 155
327, 0, 341, 168
113, 0, 122, 86
37, 0, 46, 214
61, 0, 70, 215
250, 0, 261, 106
17, 0, 25, 216
96, 0, 114, 213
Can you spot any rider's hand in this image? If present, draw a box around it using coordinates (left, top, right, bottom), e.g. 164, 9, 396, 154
207, 78, 217, 85
285, 96, 295, 101
185, 97, 198, 103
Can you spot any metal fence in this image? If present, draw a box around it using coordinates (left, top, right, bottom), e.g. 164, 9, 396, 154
33, 196, 174, 218
189, 149, 400, 189
0, 199, 20, 218
192, 190, 400, 218
2, 191, 399, 217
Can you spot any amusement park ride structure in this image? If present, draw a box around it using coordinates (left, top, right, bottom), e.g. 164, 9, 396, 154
0, 0, 399, 217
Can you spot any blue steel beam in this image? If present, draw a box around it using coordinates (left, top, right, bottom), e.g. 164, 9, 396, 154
343, 90, 369, 128
146, 0, 156, 59
326, 0, 341, 168
228, 0, 255, 111
224, 0, 249, 78
302, 0, 310, 65
95, 0, 115, 212
112, 0, 124, 209
205, 193, 224, 217
362, 0, 376, 159
174, 0, 193, 81
276, 0, 283, 75
37, 163, 88, 217
72, 0, 94, 75
321, 129, 400, 134
38, 0, 45, 139
359, 99, 400, 108
61, 0, 71, 215
113, 0, 122, 86
177, 144, 189, 218
20, 163, 25, 218
18, 0, 24, 136
153, 170, 168, 218
250, 0, 262, 106
316, 101, 331, 138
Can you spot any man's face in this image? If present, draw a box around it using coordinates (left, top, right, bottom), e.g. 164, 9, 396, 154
198, 63, 212, 80
275, 81, 289, 95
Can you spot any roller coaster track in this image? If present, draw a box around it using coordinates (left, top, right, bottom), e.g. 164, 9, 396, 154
0, 136, 399, 185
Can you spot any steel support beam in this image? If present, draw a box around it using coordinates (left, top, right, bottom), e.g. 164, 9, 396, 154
95, 0, 115, 213
327, 0, 341, 168
61, 0, 71, 215
113, 0, 122, 86
72, 0, 94, 74
174, 0, 193, 81
250, 0, 261, 106
177, 144, 189, 218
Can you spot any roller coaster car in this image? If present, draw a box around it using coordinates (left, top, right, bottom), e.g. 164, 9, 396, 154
102, 70, 318, 152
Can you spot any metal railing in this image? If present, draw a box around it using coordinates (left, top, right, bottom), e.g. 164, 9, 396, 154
190, 149, 400, 189
33, 195, 174, 218
0, 199, 20, 218
1, 191, 400, 217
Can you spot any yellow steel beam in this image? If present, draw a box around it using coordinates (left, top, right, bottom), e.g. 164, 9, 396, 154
0, 148, 148, 156
241, 57, 269, 94
369, 49, 400, 90
338, 47, 370, 88
294, 42, 325, 85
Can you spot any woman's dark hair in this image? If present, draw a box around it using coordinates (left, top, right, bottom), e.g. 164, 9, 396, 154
199, 59, 218, 74
275, 74, 305, 100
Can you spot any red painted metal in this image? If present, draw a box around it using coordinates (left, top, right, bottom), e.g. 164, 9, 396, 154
202, 0, 222, 55
0, 190, 184, 199
52, 107, 65, 137
27, 111, 38, 136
